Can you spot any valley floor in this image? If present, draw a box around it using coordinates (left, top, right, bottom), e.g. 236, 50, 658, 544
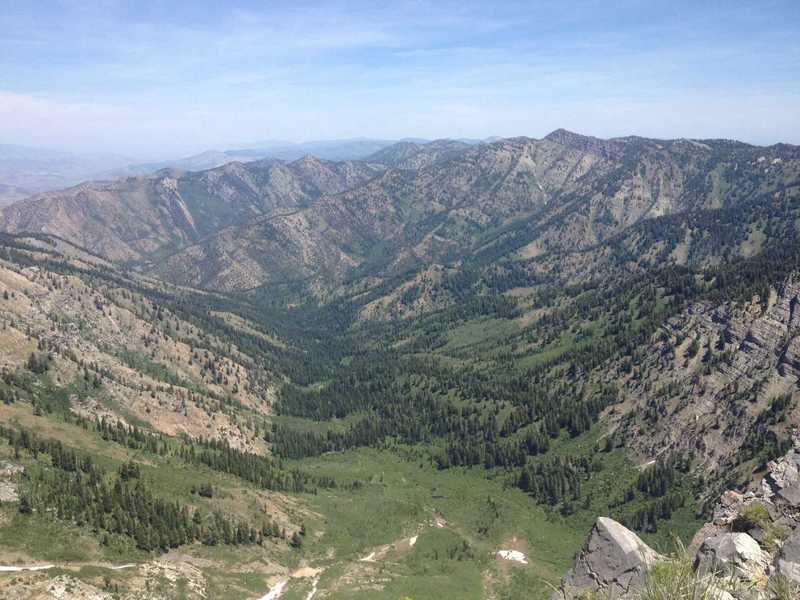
0, 400, 702, 599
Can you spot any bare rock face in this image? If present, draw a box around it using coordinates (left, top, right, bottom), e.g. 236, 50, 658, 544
553, 434, 800, 599
607, 280, 800, 496
0, 461, 23, 503
694, 532, 770, 584
776, 528, 800, 584
762, 430, 800, 511
551, 517, 661, 599
690, 431, 800, 594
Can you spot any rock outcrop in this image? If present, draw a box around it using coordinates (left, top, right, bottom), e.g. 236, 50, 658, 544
555, 430, 800, 599
0, 460, 23, 503
690, 432, 800, 595
550, 517, 661, 599
607, 279, 800, 498
763, 437, 800, 512
695, 532, 770, 584
776, 529, 800, 584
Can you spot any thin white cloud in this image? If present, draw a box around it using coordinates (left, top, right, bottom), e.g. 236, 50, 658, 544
0, 1, 798, 154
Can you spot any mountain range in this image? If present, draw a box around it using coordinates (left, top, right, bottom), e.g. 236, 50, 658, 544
3, 130, 796, 297
0, 137, 497, 207
0, 144, 133, 207
0, 129, 799, 599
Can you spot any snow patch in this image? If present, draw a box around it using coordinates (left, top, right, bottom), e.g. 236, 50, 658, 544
497, 550, 528, 564
359, 551, 376, 562
409, 535, 418, 547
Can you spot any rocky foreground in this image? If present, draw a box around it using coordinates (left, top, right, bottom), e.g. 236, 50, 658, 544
552, 430, 800, 599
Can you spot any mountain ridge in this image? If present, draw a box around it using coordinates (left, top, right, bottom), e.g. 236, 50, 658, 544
2, 130, 798, 299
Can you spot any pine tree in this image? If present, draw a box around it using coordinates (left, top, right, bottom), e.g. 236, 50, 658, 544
290, 531, 303, 548
18, 495, 32, 514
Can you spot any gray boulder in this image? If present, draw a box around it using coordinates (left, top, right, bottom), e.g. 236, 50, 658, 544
776, 528, 800, 585
694, 532, 769, 584
551, 517, 661, 599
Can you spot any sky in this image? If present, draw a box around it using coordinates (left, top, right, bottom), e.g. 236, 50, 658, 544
1, 0, 799, 158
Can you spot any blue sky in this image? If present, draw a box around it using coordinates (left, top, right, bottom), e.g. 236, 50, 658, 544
1, 0, 798, 157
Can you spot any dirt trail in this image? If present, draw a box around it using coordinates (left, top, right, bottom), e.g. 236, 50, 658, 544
0, 564, 55, 572
357, 531, 421, 563
0, 562, 137, 573
255, 566, 323, 600
305, 577, 319, 600
258, 578, 288, 600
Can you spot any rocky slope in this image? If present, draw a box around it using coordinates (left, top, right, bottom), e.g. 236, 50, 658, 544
553, 431, 800, 599
599, 275, 800, 498
0, 157, 384, 264
0, 234, 283, 451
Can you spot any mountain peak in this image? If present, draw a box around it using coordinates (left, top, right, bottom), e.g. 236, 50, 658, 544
292, 154, 326, 167
543, 128, 625, 157
544, 128, 596, 145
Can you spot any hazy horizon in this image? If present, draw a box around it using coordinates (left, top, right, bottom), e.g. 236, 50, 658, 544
4, 127, 800, 165
2, 1, 799, 158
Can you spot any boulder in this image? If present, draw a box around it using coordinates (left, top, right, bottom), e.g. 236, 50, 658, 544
551, 517, 661, 599
776, 528, 800, 585
694, 532, 769, 584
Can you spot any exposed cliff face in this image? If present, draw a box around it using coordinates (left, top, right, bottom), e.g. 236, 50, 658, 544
604, 278, 800, 493
325, 135, 798, 317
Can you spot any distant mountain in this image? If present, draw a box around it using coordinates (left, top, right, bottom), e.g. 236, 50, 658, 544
365, 139, 472, 168
0, 139, 405, 205
100, 149, 272, 179
0, 183, 32, 207
233, 138, 406, 161
101, 138, 437, 180
0, 138, 499, 204
232, 137, 494, 162
0, 156, 385, 264
0, 144, 74, 161
0, 144, 133, 203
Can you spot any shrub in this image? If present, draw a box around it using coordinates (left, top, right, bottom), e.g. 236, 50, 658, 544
769, 574, 800, 600
638, 540, 749, 600
733, 502, 789, 552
